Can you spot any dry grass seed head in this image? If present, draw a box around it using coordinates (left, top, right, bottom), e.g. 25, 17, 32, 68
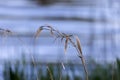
34, 26, 88, 80
76, 36, 82, 54
35, 27, 43, 39
64, 36, 69, 54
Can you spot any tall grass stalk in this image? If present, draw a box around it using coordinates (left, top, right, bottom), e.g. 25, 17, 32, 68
35, 25, 88, 80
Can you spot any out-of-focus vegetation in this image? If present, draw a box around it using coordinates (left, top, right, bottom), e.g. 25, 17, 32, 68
89, 59, 120, 80
3, 59, 120, 80
1, 26, 88, 80
3, 61, 82, 80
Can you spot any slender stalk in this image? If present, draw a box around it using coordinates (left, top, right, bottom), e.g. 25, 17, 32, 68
35, 26, 89, 80
47, 66, 54, 80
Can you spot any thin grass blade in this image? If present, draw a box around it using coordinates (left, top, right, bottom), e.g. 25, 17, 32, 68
61, 62, 65, 70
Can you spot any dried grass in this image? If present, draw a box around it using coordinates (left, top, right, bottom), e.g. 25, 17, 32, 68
64, 36, 69, 53
35, 27, 43, 39
0, 26, 89, 80
76, 36, 82, 54
35, 25, 89, 80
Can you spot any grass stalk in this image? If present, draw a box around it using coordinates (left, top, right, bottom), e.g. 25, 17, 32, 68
35, 25, 89, 80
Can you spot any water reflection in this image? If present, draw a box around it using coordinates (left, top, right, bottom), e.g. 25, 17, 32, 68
0, 0, 120, 80
0, 0, 119, 63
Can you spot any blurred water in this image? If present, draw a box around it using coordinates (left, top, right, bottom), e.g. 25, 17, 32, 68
0, 0, 120, 80
0, 0, 119, 62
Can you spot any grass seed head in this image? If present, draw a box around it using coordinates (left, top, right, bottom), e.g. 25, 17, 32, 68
64, 36, 69, 54
35, 27, 43, 39
76, 36, 82, 54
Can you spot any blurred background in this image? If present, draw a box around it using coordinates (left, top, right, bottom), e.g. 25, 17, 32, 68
0, 0, 120, 80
